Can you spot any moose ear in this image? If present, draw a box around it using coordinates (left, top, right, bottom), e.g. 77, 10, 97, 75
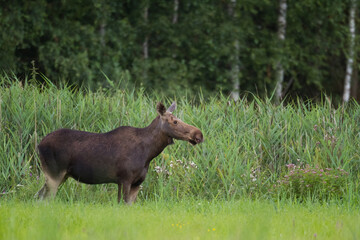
167, 101, 176, 113
156, 102, 166, 116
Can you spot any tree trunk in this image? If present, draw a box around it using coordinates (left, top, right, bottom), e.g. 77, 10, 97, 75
143, 6, 149, 60
343, 0, 357, 103
172, 0, 179, 24
275, 0, 287, 104
228, 0, 240, 101
230, 40, 240, 101
143, 4, 149, 81
172, 0, 179, 59
100, 22, 106, 47
351, 61, 358, 101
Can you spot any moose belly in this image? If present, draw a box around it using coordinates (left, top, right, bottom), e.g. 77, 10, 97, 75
68, 162, 117, 184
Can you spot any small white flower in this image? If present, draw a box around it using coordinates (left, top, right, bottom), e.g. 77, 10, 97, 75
154, 166, 162, 173
189, 161, 197, 169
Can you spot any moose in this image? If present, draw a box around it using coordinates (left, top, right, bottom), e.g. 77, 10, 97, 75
36, 102, 203, 204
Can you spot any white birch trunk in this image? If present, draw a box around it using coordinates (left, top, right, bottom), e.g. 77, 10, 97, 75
143, 35, 149, 60
230, 40, 240, 101
275, 0, 287, 103
343, 0, 357, 103
143, 5, 149, 81
143, 6, 149, 60
228, 0, 240, 101
172, 0, 179, 58
100, 22, 106, 47
172, 0, 179, 24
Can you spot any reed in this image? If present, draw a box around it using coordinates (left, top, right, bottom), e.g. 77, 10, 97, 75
0, 75, 359, 202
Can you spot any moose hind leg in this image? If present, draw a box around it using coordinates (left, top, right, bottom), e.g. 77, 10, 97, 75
37, 172, 67, 200
35, 183, 48, 200
129, 185, 141, 203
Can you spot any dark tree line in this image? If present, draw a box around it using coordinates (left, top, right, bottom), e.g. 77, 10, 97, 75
0, 0, 359, 101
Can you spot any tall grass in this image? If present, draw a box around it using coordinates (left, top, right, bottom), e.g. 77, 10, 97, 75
0, 74, 359, 202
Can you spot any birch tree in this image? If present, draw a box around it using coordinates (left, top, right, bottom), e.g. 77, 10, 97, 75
228, 0, 240, 101
172, 0, 179, 59
275, 0, 287, 104
343, 0, 357, 103
172, 0, 179, 24
99, 22, 106, 47
143, 3, 149, 81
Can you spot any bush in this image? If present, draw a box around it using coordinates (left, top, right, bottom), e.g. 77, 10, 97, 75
273, 162, 350, 201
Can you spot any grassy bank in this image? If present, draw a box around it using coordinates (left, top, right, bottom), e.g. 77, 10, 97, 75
0, 75, 359, 202
0, 199, 359, 240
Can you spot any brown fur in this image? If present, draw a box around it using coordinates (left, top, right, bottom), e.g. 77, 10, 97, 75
36, 102, 203, 204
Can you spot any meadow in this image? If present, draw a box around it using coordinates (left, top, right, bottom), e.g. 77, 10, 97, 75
1, 199, 360, 240
0, 75, 360, 239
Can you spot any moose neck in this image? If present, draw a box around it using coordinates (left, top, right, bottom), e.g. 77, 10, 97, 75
140, 116, 172, 162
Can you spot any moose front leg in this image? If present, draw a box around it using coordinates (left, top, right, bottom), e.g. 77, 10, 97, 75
118, 182, 131, 204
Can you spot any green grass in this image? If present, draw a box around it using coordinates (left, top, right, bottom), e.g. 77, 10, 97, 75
0, 199, 359, 240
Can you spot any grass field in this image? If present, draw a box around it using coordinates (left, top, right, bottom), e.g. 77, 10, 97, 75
1, 199, 359, 240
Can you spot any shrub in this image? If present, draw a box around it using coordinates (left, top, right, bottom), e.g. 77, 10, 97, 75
273, 162, 350, 201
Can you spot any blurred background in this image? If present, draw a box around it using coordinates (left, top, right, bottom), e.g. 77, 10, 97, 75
1, 0, 359, 102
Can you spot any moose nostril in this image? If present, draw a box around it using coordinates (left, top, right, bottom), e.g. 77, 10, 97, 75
195, 133, 204, 143
191, 130, 203, 144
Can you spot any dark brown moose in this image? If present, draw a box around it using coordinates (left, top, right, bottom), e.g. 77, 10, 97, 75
36, 102, 203, 204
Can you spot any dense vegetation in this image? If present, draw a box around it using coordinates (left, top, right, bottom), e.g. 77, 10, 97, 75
1, 0, 359, 100
0, 75, 359, 203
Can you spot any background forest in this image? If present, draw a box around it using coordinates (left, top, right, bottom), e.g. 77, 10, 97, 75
0, 0, 359, 102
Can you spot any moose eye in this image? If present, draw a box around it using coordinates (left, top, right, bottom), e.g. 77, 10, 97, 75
173, 120, 178, 125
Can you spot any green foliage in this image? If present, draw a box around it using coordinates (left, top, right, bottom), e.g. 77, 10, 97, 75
273, 163, 350, 201
0, 0, 357, 99
285, 0, 349, 98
